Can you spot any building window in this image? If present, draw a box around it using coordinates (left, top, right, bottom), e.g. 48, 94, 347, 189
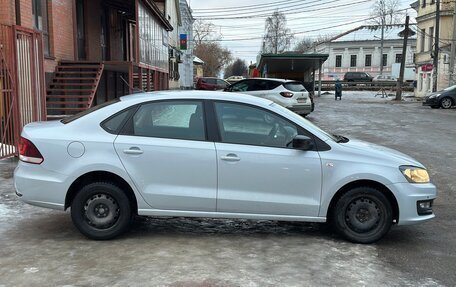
350, 55, 357, 67
428, 27, 434, 51
32, 0, 50, 56
382, 54, 387, 67
422, 0, 426, 8
420, 28, 426, 52
335, 55, 342, 67
365, 54, 372, 67
395, 54, 402, 63
138, 1, 169, 71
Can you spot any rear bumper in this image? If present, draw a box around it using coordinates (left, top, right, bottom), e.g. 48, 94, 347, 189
287, 104, 313, 115
14, 162, 70, 210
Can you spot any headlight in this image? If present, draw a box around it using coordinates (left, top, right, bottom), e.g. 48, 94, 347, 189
429, 94, 440, 99
399, 166, 430, 183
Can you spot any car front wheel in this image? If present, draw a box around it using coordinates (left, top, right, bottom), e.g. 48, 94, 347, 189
71, 182, 133, 240
333, 187, 393, 243
440, 97, 453, 109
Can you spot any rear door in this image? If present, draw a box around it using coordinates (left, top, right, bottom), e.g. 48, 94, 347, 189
114, 100, 217, 211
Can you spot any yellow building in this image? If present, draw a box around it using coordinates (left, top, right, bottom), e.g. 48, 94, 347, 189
412, 0, 456, 97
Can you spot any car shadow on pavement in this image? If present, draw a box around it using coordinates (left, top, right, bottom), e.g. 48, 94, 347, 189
128, 216, 339, 241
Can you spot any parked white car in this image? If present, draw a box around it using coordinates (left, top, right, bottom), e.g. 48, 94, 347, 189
225, 78, 313, 116
14, 91, 436, 243
372, 75, 397, 82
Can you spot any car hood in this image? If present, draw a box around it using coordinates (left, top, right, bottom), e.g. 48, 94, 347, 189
339, 139, 424, 168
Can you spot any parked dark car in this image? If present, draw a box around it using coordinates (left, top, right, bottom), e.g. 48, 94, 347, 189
196, 77, 230, 90
423, 85, 456, 109
343, 72, 373, 83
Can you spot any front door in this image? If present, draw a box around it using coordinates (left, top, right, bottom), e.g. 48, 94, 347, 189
114, 100, 217, 212
213, 101, 322, 216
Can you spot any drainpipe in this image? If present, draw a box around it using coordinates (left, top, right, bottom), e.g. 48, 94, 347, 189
15, 0, 21, 25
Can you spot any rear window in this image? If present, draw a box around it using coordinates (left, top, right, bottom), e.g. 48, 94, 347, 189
61, 99, 120, 124
283, 82, 307, 92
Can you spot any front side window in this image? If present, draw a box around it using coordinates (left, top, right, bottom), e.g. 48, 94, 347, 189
214, 102, 298, 148
126, 101, 205, 141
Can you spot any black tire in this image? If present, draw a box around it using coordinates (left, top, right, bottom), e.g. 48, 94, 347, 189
440, 97, 453, 109
332, 187, 392, 244
71, 182, 133, 240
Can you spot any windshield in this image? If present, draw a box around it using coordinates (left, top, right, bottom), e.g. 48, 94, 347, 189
443, 85, 456, 92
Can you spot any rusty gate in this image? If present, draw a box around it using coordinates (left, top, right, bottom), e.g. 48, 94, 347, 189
0, 25, 45, 159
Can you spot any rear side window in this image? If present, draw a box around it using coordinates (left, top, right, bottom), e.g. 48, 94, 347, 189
283, 82, 307, 92
101, 109, 131, 134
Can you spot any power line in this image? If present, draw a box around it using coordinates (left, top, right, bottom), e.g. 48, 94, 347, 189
192, 0, 303, 11
193, 0, 307, 14
195, 0, 372, 20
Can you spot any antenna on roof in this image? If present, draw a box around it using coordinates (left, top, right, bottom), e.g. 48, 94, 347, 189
119, 75, 145, 94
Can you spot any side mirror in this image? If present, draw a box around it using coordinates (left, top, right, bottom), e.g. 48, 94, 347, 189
292, 135, 314, 151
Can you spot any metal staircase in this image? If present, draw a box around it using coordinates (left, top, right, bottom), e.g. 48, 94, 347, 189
46, 61, 104, 120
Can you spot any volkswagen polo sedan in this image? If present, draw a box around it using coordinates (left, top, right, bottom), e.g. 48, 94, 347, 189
14, 91, 436, 243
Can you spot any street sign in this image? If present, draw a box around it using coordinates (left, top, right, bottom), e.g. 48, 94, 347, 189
422, 64, 433, 72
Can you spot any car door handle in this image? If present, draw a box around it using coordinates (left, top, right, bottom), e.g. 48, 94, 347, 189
221, 154, 241, 162
123, 147, 144, 155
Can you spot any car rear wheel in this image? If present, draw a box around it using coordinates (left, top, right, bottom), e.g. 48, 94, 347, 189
71, 182, 133, 240
440, 97, 453, 109
332, 187, 392, 243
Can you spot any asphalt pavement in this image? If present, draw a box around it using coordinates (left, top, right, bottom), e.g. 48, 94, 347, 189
0, 91, 454, 286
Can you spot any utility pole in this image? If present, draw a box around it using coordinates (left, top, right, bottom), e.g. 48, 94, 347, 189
449, 1, 456, 86
396, 16, 410, 101
380, 16, 385, 75
432, 0, 441, 92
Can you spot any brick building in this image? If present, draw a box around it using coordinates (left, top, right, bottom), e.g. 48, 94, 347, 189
0, 0, 182, 159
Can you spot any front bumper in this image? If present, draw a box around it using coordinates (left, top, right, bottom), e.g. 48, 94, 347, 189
387, 182, 437, 225
422, 97, 439, 106
287, 104, 313, 115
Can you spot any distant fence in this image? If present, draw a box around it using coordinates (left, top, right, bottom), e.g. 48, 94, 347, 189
317, 81, 414, 92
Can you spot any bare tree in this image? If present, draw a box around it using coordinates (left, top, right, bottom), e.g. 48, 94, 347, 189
193, 20, 220, 45
369, 0, 403, 25
369, 0, 402, 75
293, 37, 314, 53
194, 42, 232, 77
263, 11, 294, 54
224, 58, 248, 78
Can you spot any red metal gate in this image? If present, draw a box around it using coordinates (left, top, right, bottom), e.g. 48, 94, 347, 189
0, 25, 45, 159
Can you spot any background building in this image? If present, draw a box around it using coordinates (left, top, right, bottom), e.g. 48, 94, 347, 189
315, 25, 417, 81
412, 0, 455, 97
178, 0, 194, 90
0, 0, 181, 158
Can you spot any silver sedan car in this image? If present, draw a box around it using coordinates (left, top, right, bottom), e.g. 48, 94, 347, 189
14, 91, 436, 243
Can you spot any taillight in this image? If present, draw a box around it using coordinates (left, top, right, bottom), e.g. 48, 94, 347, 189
19, 137, 44, 164
280, 92, 294, 98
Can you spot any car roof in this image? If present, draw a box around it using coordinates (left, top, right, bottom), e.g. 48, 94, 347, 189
119, 90, 274, 106
243, 77, 300, 83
